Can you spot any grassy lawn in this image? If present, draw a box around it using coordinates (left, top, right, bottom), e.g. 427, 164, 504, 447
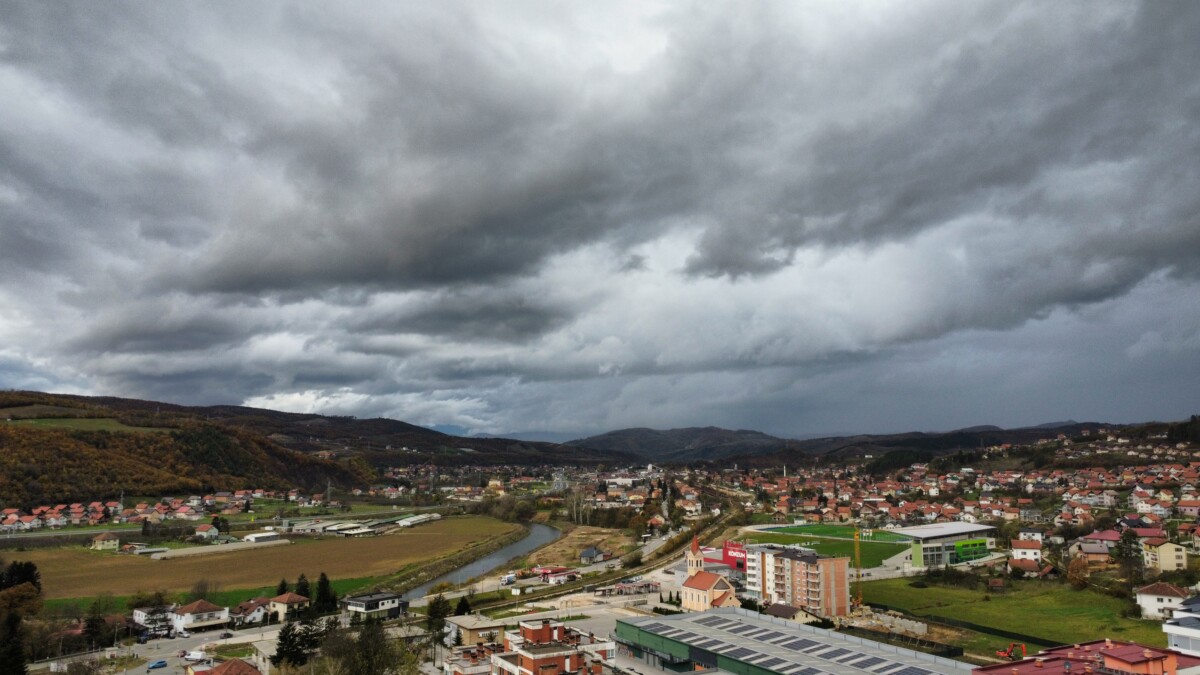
770, 524, 911, 543
861, 577, 1165, 649
742, 532, 908, 568
8, 417, 170, 433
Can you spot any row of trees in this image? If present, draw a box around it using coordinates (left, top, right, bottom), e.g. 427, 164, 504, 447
276, 573, 340, 615
273, 616, 420, 675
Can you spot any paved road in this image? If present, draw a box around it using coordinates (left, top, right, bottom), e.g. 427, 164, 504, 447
39, 625, 280, 673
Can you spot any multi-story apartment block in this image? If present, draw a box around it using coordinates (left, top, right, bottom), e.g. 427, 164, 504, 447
743, 545, 851, 617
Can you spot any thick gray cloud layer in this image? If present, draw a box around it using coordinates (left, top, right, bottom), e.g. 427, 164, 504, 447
1, 1, 1198, 436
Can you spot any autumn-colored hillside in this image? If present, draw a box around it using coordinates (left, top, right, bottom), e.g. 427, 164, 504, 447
0, 422, 361, 509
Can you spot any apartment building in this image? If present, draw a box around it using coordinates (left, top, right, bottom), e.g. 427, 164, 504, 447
743, 544, 851, 617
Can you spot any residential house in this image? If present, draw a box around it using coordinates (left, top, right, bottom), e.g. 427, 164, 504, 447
268, 592, 310, 621
1135, 582, 1191, 619
172, 599, 230, 633
579, 547, 608, 565
445, 614, 509, 647
90, 532, 120, 551
1010, 539, 1043, 562
341, 592, 407, 620
1144, 539, 1189, 574
229, 598, 271, 626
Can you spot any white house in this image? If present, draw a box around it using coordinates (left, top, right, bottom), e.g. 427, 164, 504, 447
1164, 596, 1200, 655
171, 599, 230, 633
341, 592, 406, 620
1010, 539, 1043, 562
1135, 582, 1190, 620
1017, 529, 1045, 542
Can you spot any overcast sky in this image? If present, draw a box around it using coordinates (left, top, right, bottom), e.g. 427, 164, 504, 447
2, 2, 1198, 439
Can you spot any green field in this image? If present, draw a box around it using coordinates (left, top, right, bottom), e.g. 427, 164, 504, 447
7, 417, 170, 433
769, 524, 912, 542
742, 532, 908, 568
861, 577, 1164, 652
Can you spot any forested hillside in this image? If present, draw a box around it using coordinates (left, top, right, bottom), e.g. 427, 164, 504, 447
0, 422, 362, 508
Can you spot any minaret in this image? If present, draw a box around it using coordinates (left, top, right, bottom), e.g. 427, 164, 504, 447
686, 536, 704, 577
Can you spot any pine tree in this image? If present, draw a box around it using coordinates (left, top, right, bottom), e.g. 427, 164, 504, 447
296, 574, 311, 599
425, 593, 452, 642
356, 617, 399, 675
271, 622, 309, 668
315, 572, 337, 613
454, 595, 471, 616
276, 579, 289, 596
0, 611, 28, 675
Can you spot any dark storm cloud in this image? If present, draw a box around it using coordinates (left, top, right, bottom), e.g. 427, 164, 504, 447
1, 1, 1198, 435
349, 289, 572, 344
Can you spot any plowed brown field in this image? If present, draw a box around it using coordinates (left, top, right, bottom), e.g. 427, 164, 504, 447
13, 516, 519, 599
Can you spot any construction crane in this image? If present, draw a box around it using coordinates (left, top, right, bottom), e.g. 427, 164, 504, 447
853, 529, 863, 607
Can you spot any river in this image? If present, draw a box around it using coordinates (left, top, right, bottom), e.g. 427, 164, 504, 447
400, 522, 561, 600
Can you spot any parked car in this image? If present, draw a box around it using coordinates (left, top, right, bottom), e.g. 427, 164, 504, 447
219, 632, 234, 639
178, 630, 191, 638
136, 634, 149, 644
146, 661, 168, 671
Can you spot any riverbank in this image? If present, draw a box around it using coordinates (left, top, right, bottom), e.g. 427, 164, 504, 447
389, 522, 531, 598
398, 522, 563, 601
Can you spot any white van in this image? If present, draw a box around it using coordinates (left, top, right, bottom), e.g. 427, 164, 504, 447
184, 651, 207, 662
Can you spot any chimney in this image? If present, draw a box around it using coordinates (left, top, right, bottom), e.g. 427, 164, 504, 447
1144, 650, 1153, 659
1105, 639, 1113, 649
1036, 659, 1045, 668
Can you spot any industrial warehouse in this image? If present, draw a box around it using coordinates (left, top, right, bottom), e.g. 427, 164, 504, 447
615, 608, 972, 675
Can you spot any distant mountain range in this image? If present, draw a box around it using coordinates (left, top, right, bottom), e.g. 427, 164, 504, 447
567, 426, 811, 462
2, 389, 1184, 506
566, 421, 1121, 465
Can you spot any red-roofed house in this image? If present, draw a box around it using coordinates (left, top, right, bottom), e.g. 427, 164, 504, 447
172, 599, 229, 633
1010, 539, 1043, 562
1135, 582, 1191, 619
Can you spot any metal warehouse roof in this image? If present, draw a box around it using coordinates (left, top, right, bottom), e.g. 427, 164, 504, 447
618, 608, 971, 675
889, 523, 995, 541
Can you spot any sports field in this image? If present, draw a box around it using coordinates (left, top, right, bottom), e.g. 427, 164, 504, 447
13, 516, 519, 600
768, 524, 911, 542
741, 531, 909, 567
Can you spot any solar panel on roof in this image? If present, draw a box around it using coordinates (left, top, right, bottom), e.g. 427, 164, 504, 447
726, 624, 754, 635
850, 656, 887, 669
818, 648, 851, 659
675, 631, 699, 641
889, 667, 932, 675
640, 622, 670, 633
871, 663, 902, 673
834, 651, 867, 662
726, 647, 756, 659
695, 616, 726, 627
797, 668, 824, 675
756, 630, 786, 641
758, 658, 786, 669
783, 638, 818, 650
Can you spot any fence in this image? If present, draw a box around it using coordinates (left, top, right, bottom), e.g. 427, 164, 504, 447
838, 626, 963, 658
866, 603, 1057, 646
